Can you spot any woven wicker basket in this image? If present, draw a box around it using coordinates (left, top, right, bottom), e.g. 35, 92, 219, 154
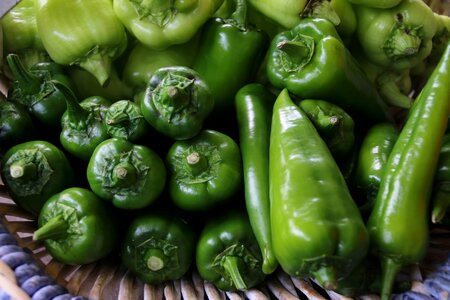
1, 1, 450, 299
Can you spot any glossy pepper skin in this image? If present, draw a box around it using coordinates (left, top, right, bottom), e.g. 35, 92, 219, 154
431, 134, 450, 223
1, 141, 74, 216
354, 0, 437, 71
297, 99, 355, 161
235, 83, 277, 275
121, 212, 196, 284
87, 138, 166, 210
266, 18, 390, 123
33, 187, 118, 265
113, 0, 223, 50
36, 0, 128, 86
367, 42, 450, 300
166, 130, 242, 211
192, 0, 269, 113
140, 66, 214, 140
195, 211, 265, 291
6, 54, 74, 128
0, 101, 35, 152
270, 89, 369, 289
55, 81, 112, 162
353, 123, 399, 215
247, 0, 307, 29
348, 0, 401, 8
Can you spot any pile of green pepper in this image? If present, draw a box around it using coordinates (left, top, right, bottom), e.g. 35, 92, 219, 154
1, 0, 450, 299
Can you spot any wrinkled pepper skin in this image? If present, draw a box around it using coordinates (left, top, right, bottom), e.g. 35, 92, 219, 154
0, 101, 35, 152
195, 211, 265, 291
367, 42, 450, 300
87, 138, 166, 210
113, 0, 223, 50
166, 130, 242, 211
121, 212, 196, 284
1, 141, 74, 216
354, 0, 437, 71
270, 89, 369, 289
192, 0, 269, 112
140, 66, 214, 140
431, 134, 450, 223
36, 0, 128, 86
266, 18, 390, 123
33, 187, 118, 265
235, 83, 277, 275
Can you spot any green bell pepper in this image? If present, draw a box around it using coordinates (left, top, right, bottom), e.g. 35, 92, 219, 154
0, 100, 35, 152
104, 100, 150, 142
113, 0, 223, 50
33, 187, 118, 265
1, 140, 74, 216
140, 66, 214, 140
297, 99, 355, 161
266, 18, 390, 123
0, 0, 49, 68
6, 54, 75, 128
270, 89, 369, 289
247, 0, 307, 29
166, 129, 242, 211
366, 42, 450, 300
55, 81, 112, 162
235, 83, 277, 275
87, 138, 166, 209
195, 211, 265, 291
431, 133, 450, 223
121, 212, 196, 284
35, 0, 128, 86
192, 0, 269, 113
354, 0, 437, 71
348, 0, 401, 8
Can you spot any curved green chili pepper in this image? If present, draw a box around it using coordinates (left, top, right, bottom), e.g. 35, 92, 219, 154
33, 187, 118, 265
196, 211, 265, 291
140, 66, 214, 140
235, 83, 277, 275
270, 89, 369, 289
121, 212, 196, 284
1, 140, 74, 216
0, 100, 35, 152
367, 42, 450, 300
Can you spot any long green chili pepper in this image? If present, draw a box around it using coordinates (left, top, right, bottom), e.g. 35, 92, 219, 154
431, 133, 450, 223
367, 42, 450, 300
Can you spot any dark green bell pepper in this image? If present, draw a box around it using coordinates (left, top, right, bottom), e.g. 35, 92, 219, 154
1, 140, 74, 216
87, 138, 166, 210
121, 212, 196, 284
196, 211, 265, 291
266, 18, 390, 123
0, 100, 35, 152
192, 0, 269, 113
270, 89, 369, 289
166, 129, 242, 211
140, 66, 214, 140
33, 187, 118, 265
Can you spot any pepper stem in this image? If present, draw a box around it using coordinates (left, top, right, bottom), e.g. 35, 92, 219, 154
106, 112, 129, 126
277, 36, 315, 71
302, 0, 341, 26
379, 80, 412, 109
185, 152, 208, 176
380, 257, 402, 300
384, 24, 422, 60
78, 50, 112, 87
33, 215, 69, 241
52, 80, 89, 129
9, 160, 37, 180
145, 248, 167, 271
112, 162, 138, 187
6, 54, 42, 95
222, 256, 247, 290
230, 0, 248, 28
313, 266, 337, 290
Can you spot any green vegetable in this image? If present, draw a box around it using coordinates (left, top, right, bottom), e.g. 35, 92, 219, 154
140, 66, 214, 140
87, 138, 167, 210
195, 211, 265, 291
1, 140, 74, 216
247, 0, 307, 29
166, 129, 242, 211
270, 89, 369, 289
297, 99, 355, 161
192, 0, 269, 112
354, 0, 437, 71
235, 83, 277, 275
6, 54, 74, 128
113, 0, 223, 50
431, 134, 450, 223
266, 18, 390, 123
35, 0, 128, 85
104, 100, 149, 142
33, 187, 118, 265
55, 81, 111, 162
121, 212, 196, 284
348, 0, 402, 8
366, 42, 450, 300
0, 101, 35, 152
